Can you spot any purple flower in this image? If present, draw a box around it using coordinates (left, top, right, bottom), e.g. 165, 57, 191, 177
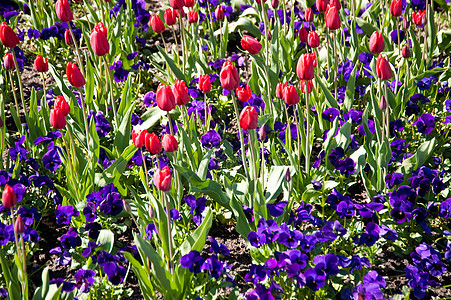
413, 113, 435, 135
74, 269, 96, 293
201, 254, 224, 278
180, 251, 205, 273
200, 130, 221, 148
185, 195, 207, 225
278, 224, 302, 248
60, 227, 81, 249
143, 91, 156, 107
55, 205, 79, 225
267, 201, 287, 217
18, 207, 41, 226
208, 237, 229, 256
322, 108, 340, 122
304, 268, 326, 291
336, 200, 355, 218
103, 262, 126, 285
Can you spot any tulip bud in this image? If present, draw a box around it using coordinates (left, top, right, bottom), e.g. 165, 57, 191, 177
412, 10, 426, 26
187, 10, 198, 23
173, 79, 190, 106
3, 53, 14, 71
184, 0, 195, 7
402, 18, 410, 30
154, 166, 172, 191
296, 53, 316, 81
14, 215, 25, 235
305, 8, 314, 22
421, 14, 427, 26
375, 55, 393, 81
307, 31, 320, 48
55, 95, 70, 116
402, 45, 411, 58
325, 4, 341, 30
316, 0, 329, 12
300, 80, 313, 94
0, 22, 20, 48
285, 169, 291, 182
164, 8, 178, 26
298, 27, 308, 43
55, 0, 73, 23
390, 0, 402, 17
276, 82, 287, 99
50, 108, 67, 129
156, 83, 176, 111
329, 0, 341, 10
169, 0, 184, 9
369, 31, 385, 54
258, 126, 266, 141
282, 85, 300, 105
241, 35, 262, 55
150, 15, 165, 34
122, 199, 132, 214
64, 29, 74, 45
199, 74, 211, 93
239, 106, 258, 130
34, 55, 48, 72
149, 204, 155, 218
2, 184, 17, 209
66, 62, 86, 87
90, 22, 109, 56
145, 132, 162, 154
215, 5, 224, 20
271, 0, 279, 8
236, 84, 252, 102
132, 129, 147, 148
161, 134, 178, 152
220, 60, 240, 90
379, 95, 387, 110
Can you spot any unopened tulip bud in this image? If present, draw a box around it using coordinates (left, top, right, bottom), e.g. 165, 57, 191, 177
305, 8, 314, 22
285, 169, 291, 182
402, 45, 411, 58
379, 95, 387, 110
122, 199, 132, 214
3, 53, 14, 71
2, 184, 17, 209
258, 126, 266, 141
402, 18, 410, 30
14, 215, 25, 235
271, 0, 279, 8
149, 204, 155, 218
421, 14, 427, 26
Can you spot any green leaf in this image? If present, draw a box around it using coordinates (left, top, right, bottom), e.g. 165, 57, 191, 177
265, 166, 295, 202
315, 73, 339, 108
178, 208, 212, 256
97, 230, 115, 253
344, 66, 357, 112
197, 149, 214, 181
397, 138, 436, 176
157, 45, 185, 81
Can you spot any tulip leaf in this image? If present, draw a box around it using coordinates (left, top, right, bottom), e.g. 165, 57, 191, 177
97, 230, 115, 253
315, 73, 339, 109
177, 208, 212, 256
157, 45, 185, 81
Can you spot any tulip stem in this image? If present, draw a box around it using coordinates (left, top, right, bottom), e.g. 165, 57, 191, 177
293, 104, 302, 169
333, 31, 338, 100
282, 0, 288, 34
384, 83, 390, 141
8, 70, 22, 132
61, 132, 78, 200
422, 25, 427, 69
163, 192, 174, 275
260, 52, 274, 117
77, 87, 91, 149
248, 130, 258, 182
10, 208, 19, 256
166, 113, 182, 211
283, 103, 292, 153
20, 236, 26, 277
326, 28, 331, 77
204, 93, 210, 132
160, 33, 169, 54
11, 51, 29, 125
304, 82, 310, 175
102, 57, 118, 131
178, 15, 186, 74
67, 25, 84, 78
141, 150, 149, 187
232, 92, 250, 180
171, 27, 180, 66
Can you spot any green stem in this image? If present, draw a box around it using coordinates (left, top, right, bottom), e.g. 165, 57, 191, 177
11, 51, 28, 124
248, 130, 258, 182
163, 192, 174, 275
304, 84, 310, 175
333, 31, 338, 99
8, 70, 22, 133
232, 92, 250, 180
204, 93, 210, 132
67, 25, 84, 78
283, 103, 291, 153
384, 83, 390, 141
77, 87, 90, 149
102, 56, 118, 131
141, 150, 149, 187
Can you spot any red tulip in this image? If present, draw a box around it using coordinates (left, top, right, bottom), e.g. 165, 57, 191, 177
55, 95, 70, 116
329, 0, 341, 10
35, 55, 48, 72
66, 62, 86, 87
300, 80, 313, 94
236, 84, 252, 102
241, 35, 262, 55
369, 31, 385, 54
376, 55, 393, 80
164, 8, 179, 26
145, 132, 162, 154
239, 106, 258, 130
150, 15, 165, 34
132, 129, 147, 148
298, 27, 308, 43
0, 22, 19, 48
199, 74, 211, 93
390, 0, 402, 17
50, 108, 67, 129
90, 22, 109, 56
188, 10, 199, 23
3, 54, 14, 71
402, 45, 411, 58
55, 0, 73, 23
169, 0, 184, 9
64, 29, 74, 45
325, 4, 341, 30
412, 10, 426, 26
271, 0, 279, 8
173, 79, 190, 105
14, 215, 25, 235
316, 0, 329, 12
156, 83, 176, 111
255, 0, 267, 3
154, 166, 172, 191
276, 82, 287, 99
220, 60, 240, 90
259, 126, 266, 141
403, 18, 410, 30
307, 31, 320, 48
215, 5, 224, 21
305, 8, 314, 22
282, 85, 300, 105
184, 0, 195, 7
2, 184, 17, 209
296, 53, 316, 81
161, 134, 178, 152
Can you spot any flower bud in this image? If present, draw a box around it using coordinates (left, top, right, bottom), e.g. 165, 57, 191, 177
188, 10, 199, 23
156, 83, 176, 111
14, 214, 25, 235
150, 15, 165, 34
3, 53, 14, 71
161, 134, 178, 152
55, 0, 73, 23
145, 132, 162, 154
35, 55, 48, 72
316, 0, 329, 12
0, 22, 20, 48
369, 31, 385, 54
307, 31, 320, 48
236, 84, 252, 102
325, 4, 341, 30
169, 0, 184, 9
271, 0, 279, 8
239, 106, 258, 130
305, 8, 314, 22
2, 184, 17, 209
50, 108, 67, 129
241, 35, 262, 55
300, 80, 313, 94
402, 18, 410, 30
258, 126, 266, 141
285, 169, 291, 182
282, 85, 300, 105
64, 29, 74, 45
220, 60, 240, 90
276, 82, 287, 99
379, 95, 387, 110
402, 45, 411, 58
184, 0, 195, 7
90, 22, 109, 56
122, 199, 132, 214
215, 5, 224, 20
296, 53, 316, 81
375, 54, 393, 80
132, 129, 147, 148
66, 62, 86, 87
154, 166, 172, 191
298, 27, 308, 43
164, 8, 179, 26
199, 74, 211, 93
55, 95, 70, 116
173, 79, 190, 105
390, 0, 402, 17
